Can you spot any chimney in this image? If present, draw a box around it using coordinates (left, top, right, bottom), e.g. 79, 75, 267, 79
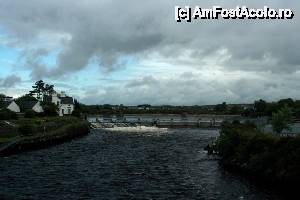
60, 91, 66, 97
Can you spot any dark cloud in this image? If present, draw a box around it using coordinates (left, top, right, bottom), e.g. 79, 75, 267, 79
0, 75, 21, 88
0, 0, 298, 77
126, 76, 158, 88
0, 0, 299, 104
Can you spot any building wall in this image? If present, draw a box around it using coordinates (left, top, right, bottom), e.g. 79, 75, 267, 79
51, 94, 61, 106
7, 101, 20, 113
4, 97, 13, 102
59, 104, 74, 116
32, 102, 44, 113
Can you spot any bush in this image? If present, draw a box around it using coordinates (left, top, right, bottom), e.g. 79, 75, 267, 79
271, 105, 292, 134
18, 124, 37, 136
71, 109, 81, 118
24, 110, 36, 118
0, 109, 18, 120
55, 121, 90, 136
42, 102, 58, 116
243, 120, 257, 130
215, 122, 300, 190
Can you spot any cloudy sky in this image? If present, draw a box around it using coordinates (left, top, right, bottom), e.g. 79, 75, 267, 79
0, 0, 299, 105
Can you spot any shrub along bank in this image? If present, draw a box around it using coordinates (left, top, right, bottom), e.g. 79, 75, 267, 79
215, 122, 300, 195
0, 117, 90, 156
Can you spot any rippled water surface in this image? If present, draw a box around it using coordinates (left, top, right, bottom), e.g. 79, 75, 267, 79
0, 129, 282, 199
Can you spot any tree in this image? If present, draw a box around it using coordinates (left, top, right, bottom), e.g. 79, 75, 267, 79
44, 84, 55, 95
215, 102, 227, 113
278, 98, 294, 108
265, 102, 279, 116
29, 80, 45, 100
294, 100, 300, 118
72, 99, 82, 118
15, 95, 37, 105
229, 105, 243, 115
29, 80, 56, 100
271, 105, 292, 134
242, 108, 255, 117
103, 104, 112, 109
254, 99, 267, 117
0, 93, 5, 103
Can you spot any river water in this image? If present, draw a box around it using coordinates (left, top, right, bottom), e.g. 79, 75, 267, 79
0, 128, 282, 199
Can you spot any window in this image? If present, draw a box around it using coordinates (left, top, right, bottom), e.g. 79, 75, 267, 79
62, 109, 64, 115
67, 107, 71, 114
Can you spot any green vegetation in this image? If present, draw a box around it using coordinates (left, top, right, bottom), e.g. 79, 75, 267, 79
15, 94, 37, 106
0, 109, 18, 120
214, 102, 227, 113
215, 122, 300, 193
24, 110, 36, 118
29, 80, 55, 100
0, 93, 5, 102
18, 123, 37, 136
41, 102, 59, 116
0, 136, 18, 143
0, 119, 89, 156
0, 120, 18, 140
248, 98, 300, 118
17, 120, 89, 141
0, 116, 88, 145
0, 81, 87, 153
79, 98, 300, 118
271, 105, 292, 134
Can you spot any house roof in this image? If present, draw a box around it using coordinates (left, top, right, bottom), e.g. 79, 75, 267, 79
0, 101, 12, 109
19, 101, 38, 110
61, 97, 74, 104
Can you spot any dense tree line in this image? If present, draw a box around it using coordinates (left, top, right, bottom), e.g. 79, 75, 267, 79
79, 98, 300, 118
243, 98, 300, 118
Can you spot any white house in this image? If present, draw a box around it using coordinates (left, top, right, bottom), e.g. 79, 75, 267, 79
59, 96, 74, 116
3, 96, 13, 102
0, 100, 20, 113
44, 91, 74, 116
19, 101, 44, 113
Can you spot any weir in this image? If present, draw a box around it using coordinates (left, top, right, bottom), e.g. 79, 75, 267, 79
88, 114, 243, 128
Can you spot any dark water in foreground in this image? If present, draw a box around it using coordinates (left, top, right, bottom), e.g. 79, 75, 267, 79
0, 129, 282, 199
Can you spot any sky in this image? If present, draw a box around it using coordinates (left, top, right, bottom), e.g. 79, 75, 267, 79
0, 0, 299, 105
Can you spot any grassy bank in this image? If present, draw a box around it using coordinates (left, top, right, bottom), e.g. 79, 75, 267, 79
215, 122, 300, 195
0, 117, 90, 156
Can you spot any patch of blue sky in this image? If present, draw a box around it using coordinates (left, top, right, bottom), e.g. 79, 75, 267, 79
65, 62, 102, 93
39, 51, 59, 69
0, 45, 20, 76
120, 59, 180, 79
82, 55, 179, 86
0, 26, 12, 38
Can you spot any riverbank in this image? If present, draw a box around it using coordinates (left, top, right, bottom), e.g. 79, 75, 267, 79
0, 117, 90, 156
214, 122, 300, 197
